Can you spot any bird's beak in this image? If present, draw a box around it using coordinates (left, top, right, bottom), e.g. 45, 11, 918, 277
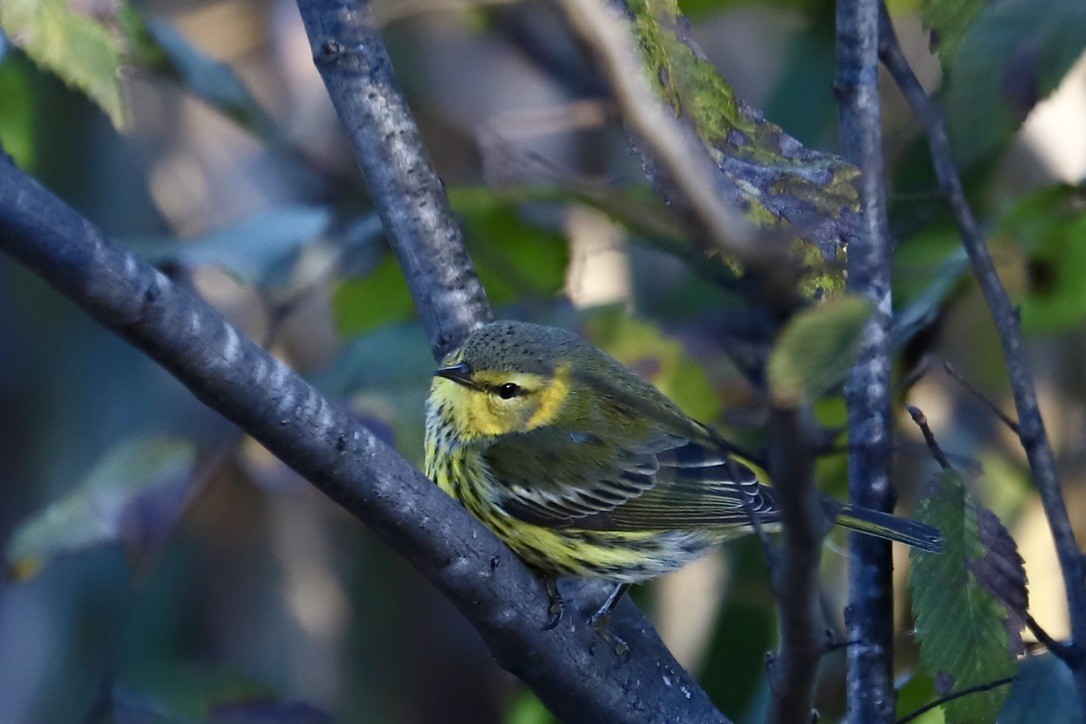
434, 362, 475, 388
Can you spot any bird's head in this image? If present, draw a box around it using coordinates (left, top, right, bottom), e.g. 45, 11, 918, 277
428, 321, 587, 443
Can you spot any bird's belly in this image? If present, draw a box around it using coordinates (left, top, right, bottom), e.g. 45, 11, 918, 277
496, 524, 723, 583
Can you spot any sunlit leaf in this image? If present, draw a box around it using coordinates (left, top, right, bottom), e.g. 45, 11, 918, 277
5, 436, 197, 579
0, 0, 126, 127
909, 468, 1023, 723
942, 0, 1086, 165
767, 295, 871, 407
896, 672, 946, 724
504, 688, 557, 724
1000, 653, 1083, 724
585, 309, 721, 422
0, 60, 34, 168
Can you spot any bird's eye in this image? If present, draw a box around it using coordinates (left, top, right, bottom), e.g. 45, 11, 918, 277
496, 382, 521, 400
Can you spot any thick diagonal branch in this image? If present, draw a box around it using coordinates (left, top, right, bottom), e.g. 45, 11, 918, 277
878, 4, 1086, 707
0, 158, 726, 723
835, 0, 898, 720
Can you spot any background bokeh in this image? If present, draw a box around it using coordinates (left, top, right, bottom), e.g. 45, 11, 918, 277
1, 0, 1085, 721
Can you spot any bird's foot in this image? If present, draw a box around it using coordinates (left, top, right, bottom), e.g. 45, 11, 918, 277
591, 613, 630, 663
542, 578, 564, 631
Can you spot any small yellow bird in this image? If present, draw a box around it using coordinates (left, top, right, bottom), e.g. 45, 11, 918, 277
425, 320, 941, 618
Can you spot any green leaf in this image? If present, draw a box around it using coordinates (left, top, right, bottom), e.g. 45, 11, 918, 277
896, 673, 946, 724
942, 0, 1086, 165
625, 0, 858, 297
996, 184, 1086, 335
451, 188, 569, 305
767, 295, 872, 407
504, 688, 557, 724
584, 310, 722, 423
0, 0, 126, 128
333, 252, 417, 337
0, 60, 34, 168
1000, 653, 1084, 724
920, 0, 987, 66
5, 436, 196, 579
909, 469, 1023, 723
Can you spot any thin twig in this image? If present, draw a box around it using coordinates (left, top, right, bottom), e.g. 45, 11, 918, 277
895, 676, 1016, 724
905, 405, 952, 470
1026, 614, 1076, 661
943, 362, 1021, 435
765, 407, 827, 724
879, 4, 1086, 694
836, 0, 899, 718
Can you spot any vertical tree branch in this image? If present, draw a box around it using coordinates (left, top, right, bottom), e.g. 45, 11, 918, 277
835, 0, 897, 720
766, 408, 826, 724
878, 6, 1086, 712
294, 0, 492, 359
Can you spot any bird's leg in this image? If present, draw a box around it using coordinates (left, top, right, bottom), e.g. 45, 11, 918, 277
588, 583, 631, 662
542, 577, 564, 631
587, 583, 629, 627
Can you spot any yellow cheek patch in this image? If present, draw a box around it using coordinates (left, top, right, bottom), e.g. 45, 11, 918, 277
526, 363, 570, 430
430, 378, 506, 439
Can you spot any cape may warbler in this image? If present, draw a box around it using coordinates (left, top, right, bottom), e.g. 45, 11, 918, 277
425, 320, 942, 591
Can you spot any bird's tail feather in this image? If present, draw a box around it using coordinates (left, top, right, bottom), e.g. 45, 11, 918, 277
833, 504, 943, 553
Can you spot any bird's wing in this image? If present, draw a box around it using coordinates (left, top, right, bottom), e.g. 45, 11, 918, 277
484, 425, 779, 532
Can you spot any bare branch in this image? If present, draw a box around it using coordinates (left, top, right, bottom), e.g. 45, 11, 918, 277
904, 405, 952, 471
295, 0, 492, 359
0, 157, 727, 724
835, 0, 898, 719
943, 362, 1021, 436
766, 408, 827, 724
895, 676, 1016, 724
878, 5, 1086, 700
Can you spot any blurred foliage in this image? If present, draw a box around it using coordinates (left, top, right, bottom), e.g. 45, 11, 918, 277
994, 184, 1086, 335
767, 295, 871, 406
1001, 653, 1085, 724
5, 436, 196, 581
909, 468, 1025, 722
1, 0, 1085, 721
940, 0, 1086, 165
586, 309, 722, 422
0, 57, 34, 168
919, 0, 986, 67
0, 0, 126, 128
